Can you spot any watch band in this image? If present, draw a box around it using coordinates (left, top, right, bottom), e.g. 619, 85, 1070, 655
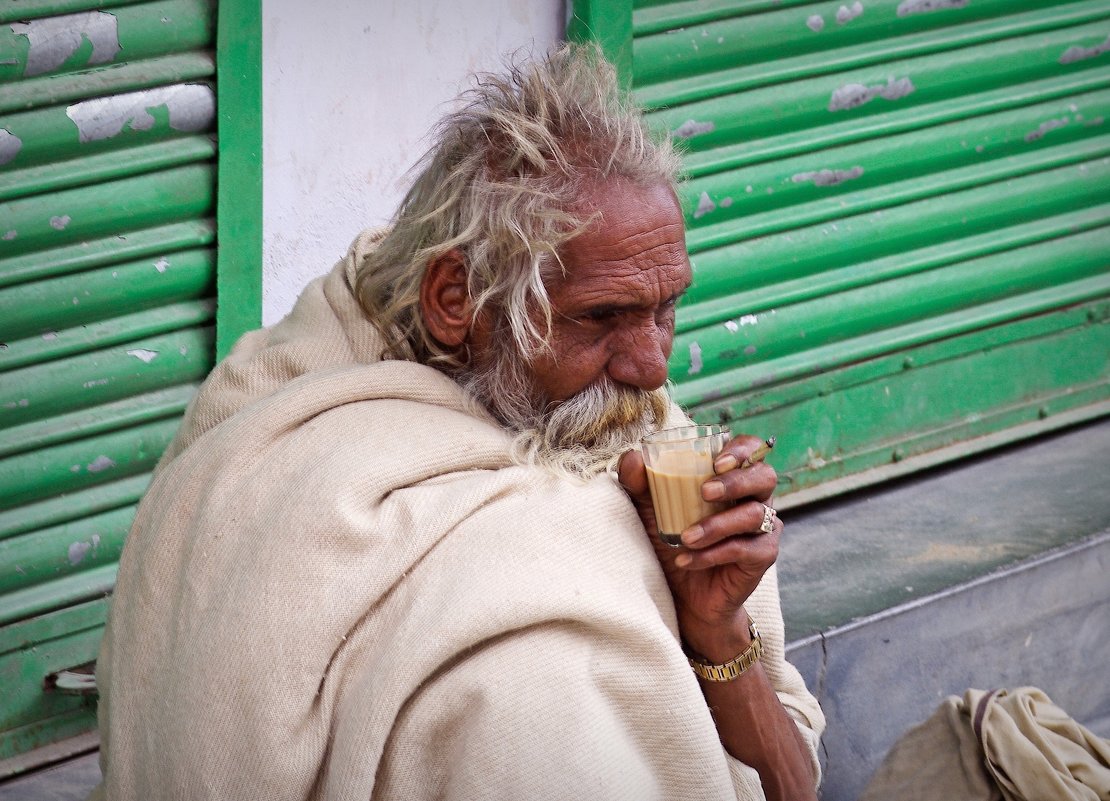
684, 616, 763, 682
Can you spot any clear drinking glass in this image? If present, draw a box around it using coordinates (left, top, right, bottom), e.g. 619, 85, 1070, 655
640, 425, 731, 547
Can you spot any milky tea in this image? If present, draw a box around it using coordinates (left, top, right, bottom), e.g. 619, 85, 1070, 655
641, 426, 730, 547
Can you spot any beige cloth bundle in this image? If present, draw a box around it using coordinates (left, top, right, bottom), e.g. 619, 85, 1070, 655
89, 233, 824, 800
861, 687, 1110, 801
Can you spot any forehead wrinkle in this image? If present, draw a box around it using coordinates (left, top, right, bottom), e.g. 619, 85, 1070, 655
583, 220, 686, 260
564, 226, 688, 276
557, 264, 690, 312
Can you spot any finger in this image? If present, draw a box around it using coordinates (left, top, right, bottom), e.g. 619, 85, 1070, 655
681, 499, 773, 549
700, 461, 777, 505
712, 434, 770, 474
617, 448, 650, 498
676, 516, 782, 572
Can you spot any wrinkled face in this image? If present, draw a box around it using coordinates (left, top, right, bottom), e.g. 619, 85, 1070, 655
460, 178, 690, 477
530, 178, 692, 403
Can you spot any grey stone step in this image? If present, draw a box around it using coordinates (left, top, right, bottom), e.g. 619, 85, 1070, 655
787, 532, 1109, 801
779, 416, 1110, 800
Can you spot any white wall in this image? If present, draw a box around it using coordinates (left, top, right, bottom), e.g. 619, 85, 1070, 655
262, 0, 566, 324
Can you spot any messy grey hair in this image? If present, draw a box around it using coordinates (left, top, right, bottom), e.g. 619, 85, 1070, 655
354, 42, 682, 370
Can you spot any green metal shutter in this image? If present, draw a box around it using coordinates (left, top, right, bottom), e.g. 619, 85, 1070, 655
0, 0, 234, 768
573, 0, 1110, 505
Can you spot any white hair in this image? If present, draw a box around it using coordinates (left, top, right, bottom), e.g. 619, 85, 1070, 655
354, 42, 682, 370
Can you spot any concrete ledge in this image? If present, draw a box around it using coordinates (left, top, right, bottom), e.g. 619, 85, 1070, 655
787, 531, 1110, 801
779, 417, 1110, 642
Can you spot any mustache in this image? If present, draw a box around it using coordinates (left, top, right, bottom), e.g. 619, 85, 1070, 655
538, 378, 669, 451
458, 342, 671, 479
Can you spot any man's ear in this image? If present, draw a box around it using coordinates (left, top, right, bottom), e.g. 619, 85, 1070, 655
420, 249, 472, 348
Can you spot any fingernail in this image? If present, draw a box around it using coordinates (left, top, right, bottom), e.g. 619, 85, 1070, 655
702, 480, 724, 501
682, 525, 704, 547
714, 454, 737, 473
674, 553, 692, 568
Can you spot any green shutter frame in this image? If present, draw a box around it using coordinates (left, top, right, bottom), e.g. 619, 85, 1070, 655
571, 0, 1110, 506
0, 0, 260, 769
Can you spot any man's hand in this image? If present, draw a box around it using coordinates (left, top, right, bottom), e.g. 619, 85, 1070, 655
618, 433, 781, 661
619, 434, 818, 800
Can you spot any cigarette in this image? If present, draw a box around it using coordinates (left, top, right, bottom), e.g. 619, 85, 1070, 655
739, 436, 776, 469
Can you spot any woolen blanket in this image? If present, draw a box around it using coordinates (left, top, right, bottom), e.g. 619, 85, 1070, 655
90, 231, 824, 800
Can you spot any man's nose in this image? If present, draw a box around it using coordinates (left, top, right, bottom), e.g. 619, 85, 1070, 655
608, 324, 671, 391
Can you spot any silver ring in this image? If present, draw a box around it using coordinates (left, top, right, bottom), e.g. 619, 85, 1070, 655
759, 503, 776, 535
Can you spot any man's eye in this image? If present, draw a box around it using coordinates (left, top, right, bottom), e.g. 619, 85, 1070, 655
582, 309, 619, 323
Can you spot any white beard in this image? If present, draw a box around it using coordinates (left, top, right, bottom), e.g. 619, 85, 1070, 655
458, 338, 670, 480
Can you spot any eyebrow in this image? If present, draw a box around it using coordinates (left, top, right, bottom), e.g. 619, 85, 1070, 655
569, 286, 690, 320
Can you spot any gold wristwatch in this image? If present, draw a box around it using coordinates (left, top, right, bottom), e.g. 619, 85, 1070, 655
684, 616, 763, 682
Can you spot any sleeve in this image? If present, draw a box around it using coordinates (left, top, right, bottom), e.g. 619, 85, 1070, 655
745, 564, 827, 787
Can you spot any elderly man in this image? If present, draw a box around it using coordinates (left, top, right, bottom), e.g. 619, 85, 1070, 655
91, 45, 824, 800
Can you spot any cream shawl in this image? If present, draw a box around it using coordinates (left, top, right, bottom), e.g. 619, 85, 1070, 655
90, 232, 824, 800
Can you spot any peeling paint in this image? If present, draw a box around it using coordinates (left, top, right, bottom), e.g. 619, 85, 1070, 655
2, 230, 15, 241
70, 464, 82, 473
3, 398, 30, 408
720, 197, 733, 208
738, 314, 759, 326
672, 119, 716, 139
68, 540, 92, 565
694, 191, 716, 219
83, 378, 109, 388
837, 2, 864, 24
687, 341, 703, 375
792, 166, 864, 186
0, 129, 22, 166
154, 257, 169, 272
42, 331, 58, 340
180, 346, 189, 356
11, 11, 121, 77
51, 215, 72, 230
743, 345, 757, 356
807, 14, 825, 32
1060, 35, 1110, 65
87, 455, 116, 473
725, 320, 739, 332
126, 348, 159, 363
896, 0, 967, 16
1025, 117, 1068, 143
829, 76, 914, 112
1085, 116, 1105, 127
67, 535, 100, 564
66, 84, 215, 143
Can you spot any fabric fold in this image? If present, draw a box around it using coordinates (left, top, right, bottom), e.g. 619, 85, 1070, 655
861, 686, 1110, 801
